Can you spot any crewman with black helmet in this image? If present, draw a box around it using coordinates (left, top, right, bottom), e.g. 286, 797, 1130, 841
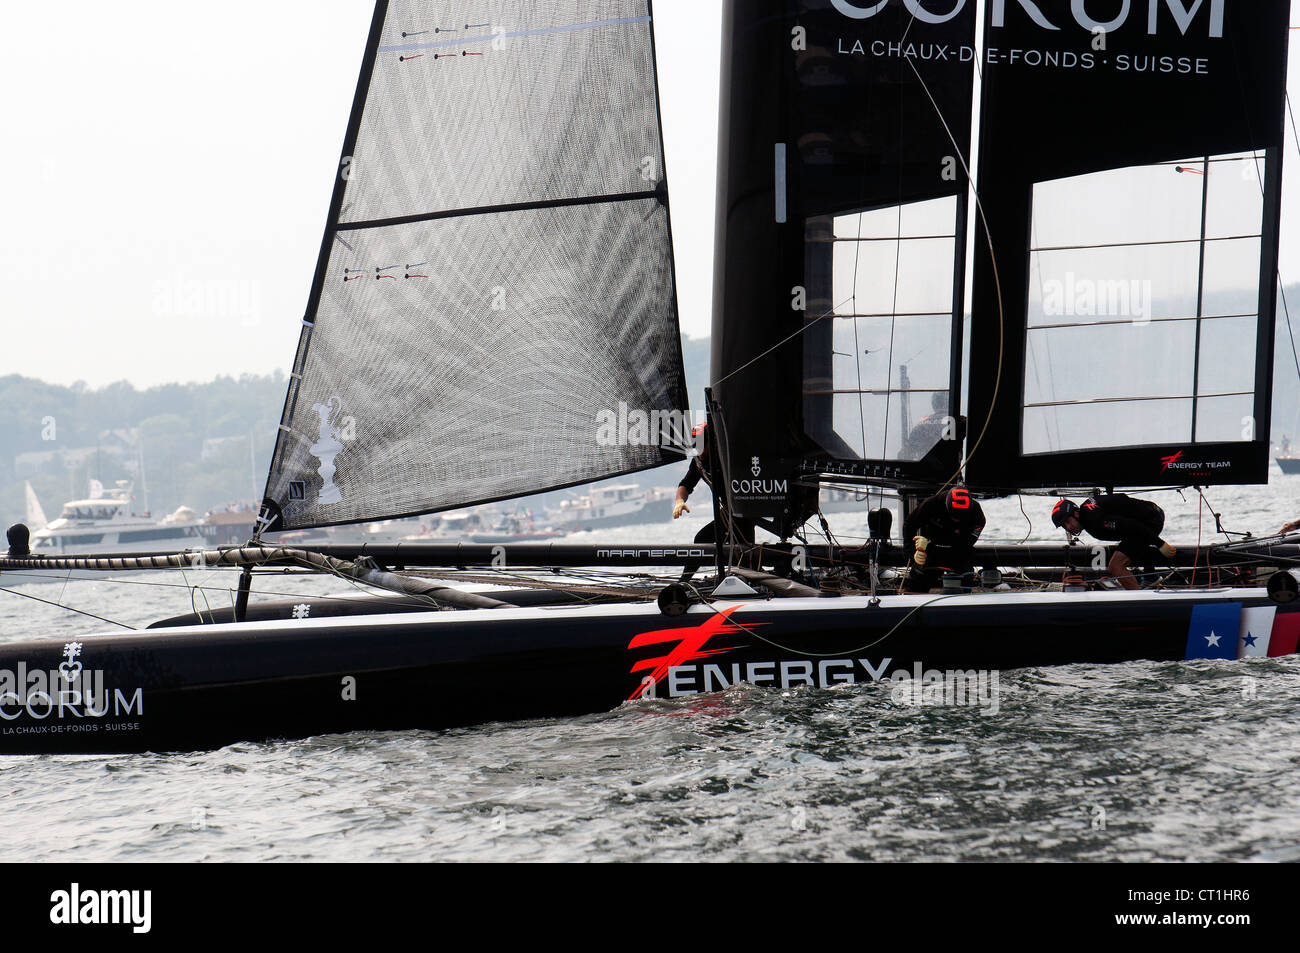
6, 523, 30, 558
1052, 494, 1175, 591
902, 487, 985, 594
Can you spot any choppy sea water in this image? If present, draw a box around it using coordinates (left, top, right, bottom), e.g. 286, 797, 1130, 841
1, 477, 1299, 862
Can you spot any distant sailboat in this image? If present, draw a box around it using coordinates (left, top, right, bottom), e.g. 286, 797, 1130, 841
23, 481, 47, 531
1275, 436, 1300, 472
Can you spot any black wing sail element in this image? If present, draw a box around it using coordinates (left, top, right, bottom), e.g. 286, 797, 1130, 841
711, 0, 976, 536
262, 1, 688, 531
966, 0, 1291, 493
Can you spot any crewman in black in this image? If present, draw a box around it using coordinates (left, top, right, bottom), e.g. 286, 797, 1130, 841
1052, 494, 1175, 591
674, 423, 755, 580
673, 423, 710, 521
902, 487, 986, 594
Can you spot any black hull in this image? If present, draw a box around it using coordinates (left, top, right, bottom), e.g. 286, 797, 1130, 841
1276, 457, 1300, 474
1, 590, 1292, 755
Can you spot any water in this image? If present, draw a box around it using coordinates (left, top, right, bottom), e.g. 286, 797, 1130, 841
2, 479, 1300, 862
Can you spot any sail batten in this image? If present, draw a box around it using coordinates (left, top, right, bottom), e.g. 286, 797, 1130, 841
334, 188, 663, 232
262, 1, 686, 532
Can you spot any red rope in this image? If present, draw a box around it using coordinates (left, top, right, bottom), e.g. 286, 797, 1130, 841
1191, 495, 1204, 586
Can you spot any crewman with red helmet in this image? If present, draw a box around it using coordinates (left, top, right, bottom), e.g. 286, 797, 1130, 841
1052, 494, 1175, 591
902, 487, 986, 594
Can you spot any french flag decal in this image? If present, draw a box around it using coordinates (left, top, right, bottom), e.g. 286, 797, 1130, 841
1267, 612, 1300, 658
1237, 606, 1275, 659
1185, 603, 1241, 660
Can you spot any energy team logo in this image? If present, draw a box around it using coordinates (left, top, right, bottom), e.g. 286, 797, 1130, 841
626, 605, 755, 700
1160, 449, 1232, 474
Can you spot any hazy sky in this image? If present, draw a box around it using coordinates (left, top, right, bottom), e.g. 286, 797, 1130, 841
2, 1, 1299, 388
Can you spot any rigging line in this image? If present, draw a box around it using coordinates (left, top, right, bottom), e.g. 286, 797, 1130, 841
880, 191, 906, 464
177, 562, 208, 626
903, 56, 1005, 494
55, 566, 72, 609
1027, 218, 1059, 451
1230, 50, 1299, 449
850, 203, 871, 462
710, 397, 753, 569
0, 586, 137, 630
691, 587, 960, 660
711, 294, 861, 389
1016, 493, 1033, 545
307, 556, 447, 610
1192, 492, 1204, 586
1280, 93, 1300, 412
3, 569, 461, 610
188, 573, 214, 624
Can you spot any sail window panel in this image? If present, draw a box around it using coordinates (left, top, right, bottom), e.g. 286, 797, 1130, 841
1028, 243, 1202, 328
1201, 238, 1263, 317
835, 196, 958, 240
1194, 394, 1255, 444
828, 391, 946, 463
807, 195, 959, 464
1024, 322, 1196, 407
340, 1, 662, 224
1196, 316, 1257, 396
828, 392, 869, 460
1024, 399, 1193, 456
1022, 151, 1269, 457
1030, 162, 1204, 250
829, 236, 956, 317
827, 314, 950, 393
1204, 153, 1267, 239
830, 316, 888, 391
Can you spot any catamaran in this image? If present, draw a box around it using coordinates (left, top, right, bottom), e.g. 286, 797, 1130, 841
2, 0, 1298, 755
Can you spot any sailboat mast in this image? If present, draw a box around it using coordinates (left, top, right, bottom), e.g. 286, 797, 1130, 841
137, 432, 149, 517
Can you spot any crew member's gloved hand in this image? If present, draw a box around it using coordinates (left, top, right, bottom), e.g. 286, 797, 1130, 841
673, 499, 689, 519
1158, 542, 1176, 559
913, 536, 929, 567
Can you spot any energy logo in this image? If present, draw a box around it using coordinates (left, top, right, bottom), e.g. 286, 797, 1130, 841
626, 605, 758, 700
